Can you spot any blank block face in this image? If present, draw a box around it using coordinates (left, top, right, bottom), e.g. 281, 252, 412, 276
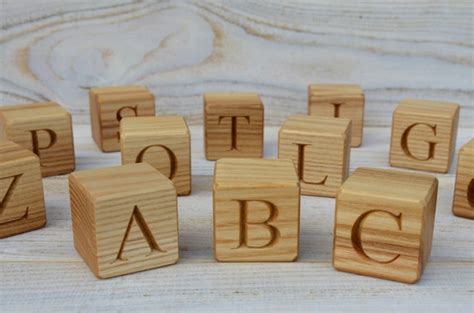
204, 93, 264, 160
213, 159, 300, 262
333, 167, 438, 283
390, 99, 460, 173
69, 163, 179, 279
120, 116, 191, 196
90, 86, 155, 152
0, 141, 46, 238
0, 102, 75, 177
308, 84, 364, 147
453, 139, 474, 219
278, 115, 351, 197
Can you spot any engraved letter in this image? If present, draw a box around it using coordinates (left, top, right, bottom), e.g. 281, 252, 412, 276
218, 115, 250, 151
294, 143, 328, 185
116, 106, 138, 141
401, 123, 437, 161
468, 179, 474, 208
0, 174, 28, 225
331, 102, 343, 118
29, 129, 57, 157
135, 144, 178, 179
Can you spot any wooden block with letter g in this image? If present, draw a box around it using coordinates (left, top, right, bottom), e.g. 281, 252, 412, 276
204, 93, 264, 160
213, 158, 300, 262
120, 116, 191, 196
333, 167, 438, 283
90, 86, 155, 152
389, 99, 460, 173
278, 115, 351, 197
69, 163, 179, 279
453, 139, 474, 219
0, 102, 75, 177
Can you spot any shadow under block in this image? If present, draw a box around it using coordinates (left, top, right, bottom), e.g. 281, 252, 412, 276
90, 86, 155, 152
213, 158, 300, 262
333, 167, 438, 284
453, 139, 474, 219
0, 102, 75, 177
204, 93, 264, 160
120, 116, 191, 196
0, 141, 46, 238
278, 115, 351, 197
389, 99, 460, 173
308, 84, 364, 147
69, 163, 179, 279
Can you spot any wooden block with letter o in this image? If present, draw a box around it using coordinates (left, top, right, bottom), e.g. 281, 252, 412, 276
69, 163, 179, 279
333, 167, 438, 283
213, 158, 300, 262
0, 102, 75, 177
453, 139, 474, 219
390, 99, 460, 173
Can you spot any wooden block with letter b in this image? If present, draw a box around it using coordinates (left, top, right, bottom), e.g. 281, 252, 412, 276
333, 167, 438, 283
213, 158, 300, 262
453, 139, 474, 219
69, 163, 179, 279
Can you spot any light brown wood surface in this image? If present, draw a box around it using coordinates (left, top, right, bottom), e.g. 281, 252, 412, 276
452, 139, 474, 219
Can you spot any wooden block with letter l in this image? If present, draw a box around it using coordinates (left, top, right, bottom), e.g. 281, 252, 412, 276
120, 116, 191, 196
213, 158, 300, 262
204, 93, 264, 160
69, 163, 179, 279
389, 99, 460, 173
0, 102, 75, 177
308, 84, 364, 147
278, 115, 351, 197
333, 167, 438, 283
90, 85, 155, 152
453, 139, 474, 219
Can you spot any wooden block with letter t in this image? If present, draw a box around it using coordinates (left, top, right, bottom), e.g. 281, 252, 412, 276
213, 158, 300, 262
204, 93, 264, 160
69, 163, 179, 279
333, 167, 438, 283
453, 139, 474, 219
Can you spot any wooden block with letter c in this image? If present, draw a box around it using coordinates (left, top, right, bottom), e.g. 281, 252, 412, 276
452, 139, 474, 219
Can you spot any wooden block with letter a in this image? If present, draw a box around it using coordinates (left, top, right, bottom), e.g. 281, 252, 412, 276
0, 102, 75, 177
389, 99, 460, 173
120, 116, 191, 196
333, 167, 438, 283
308, 84, 364, 147
213, 158, 300, 262
204, 93, 264, 160
90, 85, 155, 152
278, 115, 351, 197
69, 163, 179, 279
453, 139, 474, 219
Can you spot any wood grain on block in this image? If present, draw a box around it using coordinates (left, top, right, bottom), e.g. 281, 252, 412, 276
453, 139, 474, 219
278, 115, 351, 197
333, 167, 438, 283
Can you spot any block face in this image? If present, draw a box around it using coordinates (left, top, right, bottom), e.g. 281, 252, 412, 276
69, 163, 179, 278
278, 115, 351, 197
390, 99, 460, 173
213, 159, 300, 262
0, 141, 46, 238
120, 116, 191, 196
90, 86, 155, 152
453, 139, 474, 219
0, 102, 75, 177
308, 84, 364, 147
204, 93, 264, 160
333, 167, 438, 283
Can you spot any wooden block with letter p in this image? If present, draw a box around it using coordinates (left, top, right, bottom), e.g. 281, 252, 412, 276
333, 167, 438, 283
453, 139, 474, 219
213, 158, 300, 262
69, 163, 179, 279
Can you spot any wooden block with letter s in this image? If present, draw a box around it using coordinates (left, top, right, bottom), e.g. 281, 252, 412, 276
453, 139, 474, 219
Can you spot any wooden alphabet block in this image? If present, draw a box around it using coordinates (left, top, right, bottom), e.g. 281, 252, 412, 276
213, 158, 300, 262
333, 167, 438, 283
69, 163, 179, 278
204, 93, 264, 160
453, 139, 474, 219
0, 141, 46, 238
390, 99, 460, 173
0, 102, 75, 177
120, 116, 191, 196
308, 84, 364, 147
278, 115, 351, 197
90, 86, 155, 152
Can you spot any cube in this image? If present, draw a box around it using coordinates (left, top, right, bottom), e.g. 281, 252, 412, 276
213, 158, 300, 262
333, 167, 438, 283
453, 139, 474, 219
69, 163, 179, 279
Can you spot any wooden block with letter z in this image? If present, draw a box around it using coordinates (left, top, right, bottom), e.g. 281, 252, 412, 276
453, 139, 474, 219
333, 167, 438, 283
213, 158, 300, 262
204, 93, 264, 160
0, 102, 75, 177
69, 163, 179, 279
